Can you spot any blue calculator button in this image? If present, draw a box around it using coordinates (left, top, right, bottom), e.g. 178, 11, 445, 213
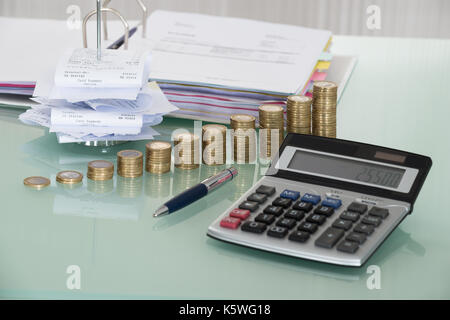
301, 193, 321, 205
322, 198, 342, 209
280, 189, 300, 201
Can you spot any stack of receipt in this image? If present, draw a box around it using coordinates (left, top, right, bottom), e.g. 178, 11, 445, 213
19, 48, 177, 143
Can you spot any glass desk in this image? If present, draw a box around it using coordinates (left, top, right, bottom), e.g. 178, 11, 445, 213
0, 35, 449, 299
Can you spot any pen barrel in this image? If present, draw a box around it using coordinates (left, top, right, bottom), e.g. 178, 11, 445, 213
202, 167, 238, 192
165, 183, 208, 213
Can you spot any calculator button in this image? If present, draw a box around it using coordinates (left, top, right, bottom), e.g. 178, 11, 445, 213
280, 189, 300, 201
332, 219, 353, 231
288, 231, 310, 243
229, 208, 250, 220
239, 201, 259, 212
337, 240, 359, 253
220, 217, 241, 229
267, 226, 288, 238
263, 205, 284, 217
241, 221, 267, 234
346, 232, 367, 244
315, 227, 345, 249
306, 214, 326, 225
247, 193, 267, 204
298, 221, 318, 233
322, 198, 342, 209
314, 205, 335, 217
276, 218, 296, 229
272, 197, 292, 208
347, 202, 368, 214
340, 211, 360, 222
255, 213, 275, 225
368, 206, 389, 219
301, 193, 321, 205
354, 223, 374, 235
362, 216, 382, 227
293, 201, 313, 212
255, 185, 276, 196
284, 209, 305, 221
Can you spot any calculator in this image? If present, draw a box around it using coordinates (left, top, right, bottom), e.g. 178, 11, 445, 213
207, 134, 432, 266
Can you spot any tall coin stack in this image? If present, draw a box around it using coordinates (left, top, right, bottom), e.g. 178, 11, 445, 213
312, 81, 338, 138
145, 141, 172, 174
117, 150, 144, 178
230, 114, 256, 164
202, 124, 227, 166
174, 133, 200, 170
286, 95, 312, 134
87, 160, 114, 181
259, 104, 284, 159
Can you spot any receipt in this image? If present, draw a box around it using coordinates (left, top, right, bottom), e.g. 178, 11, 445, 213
55, 48, 150, 88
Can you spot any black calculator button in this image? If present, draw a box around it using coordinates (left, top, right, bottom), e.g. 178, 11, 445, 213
263, 205, 284, 217
354, 223, 374, 235
346, 232, 367, 244
332, 219, 353, 231
315, 227, 345, 249
267, 226, 288, 238
306, 214, 326, 225
247, 193, 267, 204
284, 209, 305, 221
362, 216, 382, 227
293, 201, 313, 212
298, 221, 318, 233
347, 202, 368, 214
272, 197, 292, 208
241, 221, 267, 234
314, 205, 335, 217
340, 211, 360, 222
276, 218, 296, 229
288, 231, 310, 243
337, 240, 359, 253
255, 213, 275, 225
239, 201, 259, 212
368, 207, 389, 219
255, 185, 276, 196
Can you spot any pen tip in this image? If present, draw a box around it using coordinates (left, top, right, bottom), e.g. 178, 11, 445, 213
153, 205, 169, 218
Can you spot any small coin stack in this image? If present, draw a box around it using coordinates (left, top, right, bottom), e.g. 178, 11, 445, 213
259, 104, 284, 159
230, 114, 256, 164
202, 124, 227, 166
312, 81, 338, 138
56, 170, 83, 185
174, 133, 200, 170
145, 141, 172, 174
286, 95, 312, 134
23, 176, 50, 189
117, 150, 144, 178
87, 160, 114, 181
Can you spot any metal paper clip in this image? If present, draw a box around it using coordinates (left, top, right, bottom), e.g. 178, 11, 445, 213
102, 0, 148, 40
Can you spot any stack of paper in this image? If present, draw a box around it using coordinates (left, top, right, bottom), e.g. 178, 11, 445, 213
19, 48, 178, 143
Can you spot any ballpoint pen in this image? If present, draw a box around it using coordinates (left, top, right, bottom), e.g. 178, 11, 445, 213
107, 26, 138, 50
153, 167, 238, 217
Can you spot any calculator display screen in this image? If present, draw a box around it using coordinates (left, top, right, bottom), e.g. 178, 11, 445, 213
288, 150, 406, 188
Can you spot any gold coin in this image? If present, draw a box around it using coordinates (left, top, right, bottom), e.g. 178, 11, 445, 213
88, 160, 114, 170
56, 170, 83, 184
23, 176, 50, 189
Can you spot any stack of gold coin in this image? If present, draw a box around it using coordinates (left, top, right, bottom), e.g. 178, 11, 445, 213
286, 95, 312, 134
312, 81, 338, 138
174, 133, 200, 170
87, 160, 114, 181
145, 141, 172, 174
56, 170, 83, 184
202, 124, 227, 166
117, 150, 143, 178
259, 104, 284, 159
23, 176, 50, 189
230, 114, 256, 164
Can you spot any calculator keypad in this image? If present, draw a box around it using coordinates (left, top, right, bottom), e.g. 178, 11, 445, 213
221, 184, 391, 257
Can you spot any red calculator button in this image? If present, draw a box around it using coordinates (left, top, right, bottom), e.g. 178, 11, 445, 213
229, 208, 250, 220
220, 217, 241, 229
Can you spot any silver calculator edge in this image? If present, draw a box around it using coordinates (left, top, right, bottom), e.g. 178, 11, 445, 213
207, 175, 411, 267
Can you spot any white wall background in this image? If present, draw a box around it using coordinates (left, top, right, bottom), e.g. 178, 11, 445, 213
1, 0, 449, 38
